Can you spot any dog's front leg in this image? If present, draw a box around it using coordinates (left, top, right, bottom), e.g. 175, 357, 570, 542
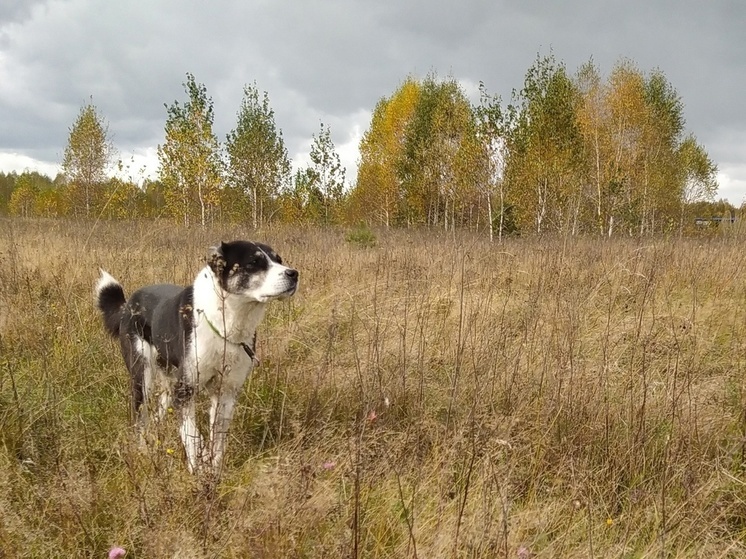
208, 387, 240, 473
179, 399, 204, 474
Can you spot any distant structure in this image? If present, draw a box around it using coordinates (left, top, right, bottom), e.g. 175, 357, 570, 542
694, 216, 737, 226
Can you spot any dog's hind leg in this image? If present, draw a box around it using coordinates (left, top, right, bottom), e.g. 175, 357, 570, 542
120, 334, 148, 433
136, 338, 158, 432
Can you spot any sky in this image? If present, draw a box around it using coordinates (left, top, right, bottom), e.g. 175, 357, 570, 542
0, 0, 744, 203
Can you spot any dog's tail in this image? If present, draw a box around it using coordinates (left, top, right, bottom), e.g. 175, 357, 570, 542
96, 269, 126, 337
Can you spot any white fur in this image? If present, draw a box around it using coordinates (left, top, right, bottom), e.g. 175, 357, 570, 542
179, 265, 278, 473
96, 268, 119, 294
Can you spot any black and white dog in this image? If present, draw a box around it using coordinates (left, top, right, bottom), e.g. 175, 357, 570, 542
96, 240, 298, 474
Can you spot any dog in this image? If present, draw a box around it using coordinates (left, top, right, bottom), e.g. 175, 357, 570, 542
96, 240, 298, 474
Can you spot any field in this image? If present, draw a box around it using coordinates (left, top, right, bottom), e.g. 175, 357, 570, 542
2, 218, 746, 558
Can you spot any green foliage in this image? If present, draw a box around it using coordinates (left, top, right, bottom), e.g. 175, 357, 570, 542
503, 53, 585, 234
1, 58, 723, 236
157, 73, 222, 227
345, 223, 377, 247
99, 178, 146, 220
61, 100, 115, 217
140, 179, 167, 217
6, 172, 61, 218
8, 174, 37, 217
399, 74, 482, 229
283, 167, 324, 224
678, 134, 718, 204
475, 83, 510, 241
305, 122, 346, 225
226, 82, 290, 228
644, 69, 685, 146
0, 171, 17, 214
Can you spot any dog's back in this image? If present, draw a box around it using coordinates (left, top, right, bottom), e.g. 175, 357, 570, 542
121, 284, 194, 369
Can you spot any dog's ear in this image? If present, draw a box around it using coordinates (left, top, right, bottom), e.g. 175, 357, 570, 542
207, 243, 227, 275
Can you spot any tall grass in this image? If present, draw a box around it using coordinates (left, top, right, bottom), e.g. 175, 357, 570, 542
1, 217, 746, 557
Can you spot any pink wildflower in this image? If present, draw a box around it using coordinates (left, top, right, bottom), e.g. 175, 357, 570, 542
108, 547, 126, 559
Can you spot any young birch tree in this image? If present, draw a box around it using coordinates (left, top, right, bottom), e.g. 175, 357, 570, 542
677, 134, 718, 232
158, 74, 222, 227
576, 60, 612, 235
61, 100, 115, 218
306, 123, 346, 225
504, 54, 584, 234
354, 78, 421, 227
226, 83, 290, 228
400, 75, 479, 229
475, 83, 508, 242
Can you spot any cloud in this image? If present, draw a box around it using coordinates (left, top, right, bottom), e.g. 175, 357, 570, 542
0, 0, 744, 201
0, 152, 60, 177
0, 0, 47, 25
718, 167, 746, 206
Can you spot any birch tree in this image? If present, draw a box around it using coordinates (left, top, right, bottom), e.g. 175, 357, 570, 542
576, 60, 612, 235
226, 83, 290, 228
306, 123, 346, 225
503, 54, 584, 234
8, 173, 37, 217
61, 100, 115, 217
400, 75, 479, 229
354, 77, 421, 226
677, 134, 718, 231
158, 73, 222, 227
475, 83, 508, 242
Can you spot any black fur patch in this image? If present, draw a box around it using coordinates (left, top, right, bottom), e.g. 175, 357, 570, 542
209, 240, 284, 293
98, 283, 126, 337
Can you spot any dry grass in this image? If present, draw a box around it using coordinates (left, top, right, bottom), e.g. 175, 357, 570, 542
2, 217, 746, 558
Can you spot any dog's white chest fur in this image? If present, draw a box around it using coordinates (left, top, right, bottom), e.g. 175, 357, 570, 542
189, 267, 267, 391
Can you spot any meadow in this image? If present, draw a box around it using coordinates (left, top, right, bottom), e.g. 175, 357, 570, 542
2, 218, 746, 558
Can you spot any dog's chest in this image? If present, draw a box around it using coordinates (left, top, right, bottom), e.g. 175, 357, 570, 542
190, 321, 254, 389
188, 272, 268, 390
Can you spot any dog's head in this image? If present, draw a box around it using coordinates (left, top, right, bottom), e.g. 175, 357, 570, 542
207, 240, 298, 302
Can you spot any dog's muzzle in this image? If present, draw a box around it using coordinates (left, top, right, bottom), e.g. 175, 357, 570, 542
281, 268, 299, 297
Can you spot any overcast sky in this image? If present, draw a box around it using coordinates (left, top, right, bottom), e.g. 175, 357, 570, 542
1, 0, 744, 203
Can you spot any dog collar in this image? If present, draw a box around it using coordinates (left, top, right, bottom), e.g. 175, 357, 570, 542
198, 310, 259, 365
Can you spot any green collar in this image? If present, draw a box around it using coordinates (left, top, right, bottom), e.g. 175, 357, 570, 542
198, 310, 258, 364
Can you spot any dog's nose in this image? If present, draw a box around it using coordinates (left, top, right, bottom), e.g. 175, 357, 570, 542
285, 269, 299, 280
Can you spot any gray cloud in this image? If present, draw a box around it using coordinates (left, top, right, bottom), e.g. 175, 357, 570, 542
0, 0, 744, 199
0, 0, 47, 25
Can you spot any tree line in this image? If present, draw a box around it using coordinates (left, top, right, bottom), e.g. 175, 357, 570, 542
350, 55, 722, 238
0, 55, 728, 236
